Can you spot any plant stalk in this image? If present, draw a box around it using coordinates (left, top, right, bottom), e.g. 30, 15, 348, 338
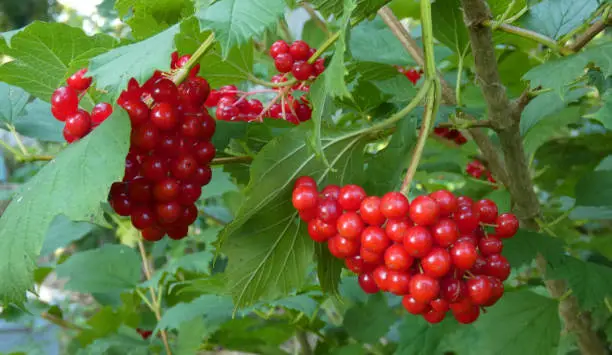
171, 33, 216, 85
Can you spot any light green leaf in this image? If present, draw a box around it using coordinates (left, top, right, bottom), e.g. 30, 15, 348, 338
196, 0, 285, 56
12, 99, 64, 142
394, 317, 461, 355
89, 24, 179, 101
588, 90, 612, 130
502, 230, 565, 269
156, 294, 234, 332
175, 18, 253, 88
431, 0, 470, 55
350, 18, 415, 66
0, 22, 116, 103
343, 293, 399, 343
0, 111, 130, 304
221, 123, 371, 307
200, 168, 238, 199
0, 82, 29, 125
56, 245, 140, 293
40, 215, 95, 255
575, 170, 612, 207
520, 0, 599, 39
302, 19, 326, 49
520, 88, 588, 135
472, 290, 561, 355
548, 256, 612, 310
523, 106, 583, 157
115, 0, 194, 39
324, 0, 355, 99
176, 318, 207, 355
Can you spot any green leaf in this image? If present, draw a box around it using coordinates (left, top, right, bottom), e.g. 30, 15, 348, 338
365, 116, 418, 195
472, 290, 561, 355
343, 293, 399, 343
309, 0, 390, 24
324, 0, 355, 99
349, 18, 415, 66
309, 77, 333, 166
0, 22, 116, 102
394, 317, 461, 355
55, 245, 140, 293
39, 215, 95, 255
200, 168, 238, 199
115, 0, 194, 39
575, 171, 612, 207
523, 42, 612, 94
548, 256, 612, 310
431, 0, 470, 55
176, 318, 207, 355
221, 123, 370, 307
587, 90, 612, 130
89, 24, 179, 101
523, 106, 583, 157
175, 18, 254, 88
0, 82, 29, 126
156, 294, 234, 332
315, 243, 344, 296
0, 111, 130, 304
502, 230, 565, 269
302, 19, 327, 49
520, 0, 599, 40
196, 0, 285, 56
520, 88, 588, 135
265, 293, 320, 315
12, 99, 64, 142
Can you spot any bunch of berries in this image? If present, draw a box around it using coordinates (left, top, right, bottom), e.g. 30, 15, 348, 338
291, 177, 518, 324
50, 69, 113, 143
466, 160, 496, 185
434, 127, 468, 145
396, 67, 422, 85
108, 52, 216, 242
206, 40, 321, 124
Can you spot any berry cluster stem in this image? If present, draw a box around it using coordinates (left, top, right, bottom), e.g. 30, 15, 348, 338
171, 33, 216, 85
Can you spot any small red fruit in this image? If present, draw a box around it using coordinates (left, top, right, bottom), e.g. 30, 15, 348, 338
328, 235, 360, 259
403, 226, 433, 258
359, 196, 386, 226
451, 241, 478, 270
336, 212, 365, 239
495, 213, 519, 238
409, 196, 440, 226
409, 274, 440, 303
338, 184, 366, 211
380, 191, 410, 220
384, 244, 413, 271
358, 273, 379, 294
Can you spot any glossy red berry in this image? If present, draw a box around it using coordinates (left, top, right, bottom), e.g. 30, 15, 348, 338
178, 77, 210, 107
131, 206, 155, 230
440, 277, 467, 303
403, 226, 433, 258
314, 58, 325, 75
345, 255, 375, 274
150, 102, 179, 130
141, 156, 168, 182
289, 40, 310, 61
380, 192, 410, 220
384, 244, 413, 271
294, 176, 317, 189
141, 226, 165, 242
204, 89, 221, 107
122, 100, 149, 126
474, 199, 498, 224
423, 309, 445, 324
455, 207, 480, 234
402, 295, 430, 315
153, 178, 180, 202
155, 201, 182, 224
466, 275, 493, 305
430, 298, 450, 313
360, 247, 384, 264
177, 182, 202, 206
110, 193, 131, 216
360, 196, 386, 226
274, 53, 294, 73
495, 213, 519, 238
478, 237, 503, 256
409, 196, 440, 226
338, 185, 366, 211
409, 274, 440, 303
421, 247, 452, 278
452, 304, 480, 324
67, 68, 93, 92
372, 266, 390, 291
385, 219, 412, 243
387, 270, 411, 295
151, 78, 179, 104
317, 198, 342, 223
292, 61, 313, 80
358, 273, 380, 294
328, 235, 359, 259
321, 185, 341, 200
485, 254, 511, 280
171, 154, 198, 180
336, 212, 365, 239
269, 40, 290, 58
457, 196, 474, 208
64, 110, 92, 138
292, 186, 319, 211
429, 190, 458, 217
298, 208, 317, 222
167, 224, 189, 240
483, 276, 504, 306
131, 123, 160, 151
361, 226, 390, 254
308, 218, 336, 242
451, 241, 478, 270
431, 219, 459, 247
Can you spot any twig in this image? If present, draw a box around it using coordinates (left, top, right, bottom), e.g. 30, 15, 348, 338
171, 33, 215, 85
307, 31, 340, 64
137, 241, 173, 355
210, 155, 253, 165
302, 3, 330, 35
7, 125, 29, 156
436, 119, 493, 129
41, 311, 84, 331
567, 13, 611, 52
460, 1, 607, 354
0, 137, 22, 158
484, 21, 572, 55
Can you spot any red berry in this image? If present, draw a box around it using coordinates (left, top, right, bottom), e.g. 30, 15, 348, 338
150, 102, 179, 130
478, 237, 503, 256
308, 218, 336, 242
191, 165, 212, 186
380, 192, 410, 220
131, 205, 155, 230
422, 247, 452, 278
155, 201, 182, 224
193, 141, 216, 165
177, 204, 198, 226
440, 278, 467, 303
345, 255, 375, 274
361, 226, 390, 254
110, 193, 131, 216
314, 58, 325, 76
452, 304, 480, 324
141, 226, 165, 242
430, 298, 450, 313
429, 190, 458, 217
178, 77, 210, 107
177, 182, 202, 206
456, 234, 478, 246
294, 176, 317, 189
248, 99, 264, 115
328, 235, 359, 259
358, 273, 380, 294
359, 196, 386, 226
122, 100, 149, 126
372, 266, 390, 291
295, 104, 312, 122
151, 78, 179, 104
317, 198, 342, 223
167, 224, 189, 240
171, 154, 198, 180
387, 270, 411, 295
402, 295, 430, 315
269, 40, 290, 58
403, 226, 433, 258
64, 110, 92, 138
384, 244, 413, 271
385, 219, 412, 243
474, 199, 498, 224
409, 274, 440, 303
289, 40, 310, 61
466, 275, 493, 305
470, 255, 488, 275
338, 184, 366, 211
409, 196, 440, 226
457, 196, 474, 208
198, 112, 216, 141
91, 102, 113, 125
431, 219, 459, 247
321, 184, 341, 200
495, 213, 519, 238
131, 123, 160, 151
404, 68, 421, 84
336, 212, 364, 239
485, 254, 511, 280
455, 207, 480, 234
153, 179, 180, 202
180, 116, 203, 138
274, 53, 294, 73
423, 309, 445, 324
298, 208, 318, 222
128, 178, 153, 203
483, 276, 504, 306
450, 241, 478, 270
292, 61, 313, 81
360, 248, 384, 264
292, 186, 319, 211
66, 68, 92, 91
141, 156, 168, 182
204, 89, 221, 107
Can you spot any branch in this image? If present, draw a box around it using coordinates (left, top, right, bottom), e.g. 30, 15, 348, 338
138, 241, 173, 355
41, 311, 84, 331
568, 13, 611, 52
210, 155, 253, 165
485, 21, 572, 55
171, 33, 215, 85
436, 119, 494, 129
460, 1, 607, 354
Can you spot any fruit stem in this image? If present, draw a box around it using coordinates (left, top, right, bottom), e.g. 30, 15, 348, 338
171, 33, 216, 85
0, 136, 23, 159
307, 31, 340, 64
7, 124, 29, 156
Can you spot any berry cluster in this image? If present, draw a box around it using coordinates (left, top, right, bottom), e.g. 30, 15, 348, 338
291, 177, 518, 324
396, 67, 422, 85
50, 69, 113, 143
206, 40, 321, 124
108, 52, 215, 242
466, 160, 496, 185
434, 127, 468, 145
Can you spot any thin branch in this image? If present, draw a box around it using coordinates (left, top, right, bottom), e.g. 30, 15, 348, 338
295, 330, 313, 355
171, 33, 215, 85
302, 3, 330, 35
210, 155, 253, 165
567, 13, 611, 52
460, 1, 607, 354
436, 119, 494, 129
138, 241, 173, 355
41, 312, 84, 331
8, 125, 29, 156
485, 21, 572, 55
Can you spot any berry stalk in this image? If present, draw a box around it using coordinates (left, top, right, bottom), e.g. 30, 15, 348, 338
171, 33, 215, 85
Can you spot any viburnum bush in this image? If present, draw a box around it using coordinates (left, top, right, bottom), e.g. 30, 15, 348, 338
0, 0, 611, 354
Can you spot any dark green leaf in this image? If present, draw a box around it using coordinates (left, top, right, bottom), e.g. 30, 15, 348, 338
502, 230, 565, 268
302, 19, 327, 49
394, 317, 461, 355
315, 243, 344, 296
520, 88, 588, 135
265, 294, 320, 315
39, 215, 95, 255
196, 0, 285, 56
324, 0, 354, 99
0, 111, 130, 304
588, 90, 612, 130
523, 106, 583, 156
309, 77, 334, 166
115, 0, 194, 39
472, 290, 561, 355
309, 0, 390, 24
431, 0, 470, 55
575, 171, 612, 207
349, 18, 415, 66
520, 0, 599, 39
343, 293, 399, 343
156, 294, 234, 331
